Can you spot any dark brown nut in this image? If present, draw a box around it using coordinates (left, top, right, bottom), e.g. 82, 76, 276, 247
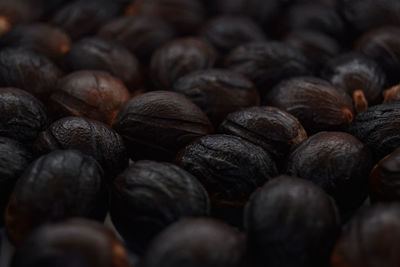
225, 42, 312, 94
383, 84, 400, 103
280, 3, 346, 39
110, 160, 210, 254
0, 23, 71, 61
176, 134, 278, 226
0, 48, 63, 102
283, 30, 340, 71
34, 116, 128, 181
286, 132, 374, 219
219, 106, 307, 161
340, 0, 400, 33
173, 69, 260, 127
49, 70, 131, 125
150, 38, 217, 91
264, 77, 354, 134
0, 87, 47, 144
207, 0, 284, 32
355, 26, 400, 85
370, 148, 400, 202
98, 15, 175, 64
200, 16, 266, 55
348, 102, 400, 161
127, 0, 205, 35
245, 175, 340, 267
321, 52, 387, 113
0, 0, 42, 36
62, 37, 142, 91
51, 0, 123, 40
6, 150, 108, 245
331, 204, 400, 267
11, 219, 130, 267
0, 137, 31, 226
113, 91, 213, 161
141, 218, 246, 267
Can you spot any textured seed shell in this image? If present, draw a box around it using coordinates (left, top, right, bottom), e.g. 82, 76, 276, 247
6, 150, 108, 245
200, 15, 266, 54
141, 218, 246, 267
177, 134, 278, 203
97, 15, 175, 63
0, 48, 63, 101
264, 76, 354, 134
286, 131, 373, 217
348, 102, 400, 161
63, 37, 142, 90
370, 147, 400, 202
50, 70, 131, 125
150, 38, 217, 90
111, 160, 210, 254
0, 137, 31, 225
225, 41, 312, 94
11, 219, 130, 267
321, 52, 387, 105
331, 204, 400, 267
0, 87, 47, 144
113, 91, 213, 161
245, 175, 340, 267
219, 106, 307, 160
34, 116, 128, 180
355, 26, 400, 85
173, 69, 260, 126
0, 23, 71, 60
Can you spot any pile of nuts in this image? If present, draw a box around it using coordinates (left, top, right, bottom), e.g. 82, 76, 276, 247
1, 0, 400, 266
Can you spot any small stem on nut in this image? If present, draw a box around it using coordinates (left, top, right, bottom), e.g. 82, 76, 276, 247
353, 89, 368, 113
383, 84, 400, 103
0, 16, 11, 37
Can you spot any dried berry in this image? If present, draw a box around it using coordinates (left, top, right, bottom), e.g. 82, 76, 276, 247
0, 48, 63, 101
219, 106, 307, 161
34, 116, 128, 180
51, 0, 123, 40
127, 0, 205, 34
11, 219, 130, 267
6, 150, 108, 245
62, 37, 142, 91
245, 175, 340, 267
177, 134, 278, 226
98, 15, 175, 64
355, 26, 400, 85
173, 69, 260, 126
284, 30, 340, 71
370, 148, 400, 203
264, 77, 354, 134
0, 87, 47, 144
141, 218, 246, 267
0, 23, 71, 61
150, 38, 217, 90
331, 204, 400, 267
286, 132, 373, 219
113, 91, 213, 161
0, 137, 31, 225
321, 53, 387, 113
225, 42, 311, 94
111, 160, 210, 253
49, 70, 131, 125
348, 102, 400, 161
200, 16, 266, 55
